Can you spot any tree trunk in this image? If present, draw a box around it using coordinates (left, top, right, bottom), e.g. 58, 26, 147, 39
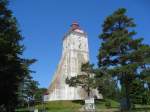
120, 76, 131, 111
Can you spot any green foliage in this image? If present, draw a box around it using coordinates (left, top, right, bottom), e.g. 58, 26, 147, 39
0, 0, 36, 111
34, 88, 47, 102
141, 68, 150, 83
18, 74, 39, 107
66, 62, 96, 97
18, 74, 47, 107
129, 79, 150, 105
101, 80, 119, 100
95, 68, 120, 100
98, 8, 150, 110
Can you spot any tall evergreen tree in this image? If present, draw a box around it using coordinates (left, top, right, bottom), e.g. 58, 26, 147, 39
98, 8, 150, 111
0, 0, 36, 111
18, 74, 39, 107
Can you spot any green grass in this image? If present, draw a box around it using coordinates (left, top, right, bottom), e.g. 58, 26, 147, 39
36, 100, 82, 112
96, 99, 120, 109
35, 99, 120, 112
16, 99, 150, 112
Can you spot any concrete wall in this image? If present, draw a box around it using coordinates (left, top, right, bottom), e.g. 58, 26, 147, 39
47, 30, 89, 101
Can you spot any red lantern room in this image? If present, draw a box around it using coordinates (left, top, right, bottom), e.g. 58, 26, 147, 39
71, 21, 80, 31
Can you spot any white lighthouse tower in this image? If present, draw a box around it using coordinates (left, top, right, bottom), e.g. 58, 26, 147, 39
47, 22, 101, 101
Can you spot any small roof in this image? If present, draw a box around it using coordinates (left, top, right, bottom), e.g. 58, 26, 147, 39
70, 21, 84, 33
63, 22, 87, 40
71, 21, 79, 26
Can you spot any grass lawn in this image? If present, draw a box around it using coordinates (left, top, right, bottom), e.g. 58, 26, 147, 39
36, 100, 82, 112
16, 99, 150, 112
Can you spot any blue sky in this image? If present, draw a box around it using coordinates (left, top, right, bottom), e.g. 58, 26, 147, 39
9, 0, 150, 88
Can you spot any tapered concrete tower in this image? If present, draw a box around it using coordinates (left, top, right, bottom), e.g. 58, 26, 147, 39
47, 22, 100, 101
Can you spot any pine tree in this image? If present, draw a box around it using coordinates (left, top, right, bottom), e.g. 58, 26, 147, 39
66, 62, 97, 98
18, 74, 39, 107
98, 8, 150, 110
0, 0, 36, 111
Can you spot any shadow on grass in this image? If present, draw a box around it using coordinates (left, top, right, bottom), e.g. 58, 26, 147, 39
132, 107, 150, 111
72, 100, 84, 105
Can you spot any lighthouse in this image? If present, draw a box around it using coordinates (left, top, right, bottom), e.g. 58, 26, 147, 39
47, 22, 101, 101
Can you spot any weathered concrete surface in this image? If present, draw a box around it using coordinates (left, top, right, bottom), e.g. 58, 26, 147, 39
47, 22, 102, 101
